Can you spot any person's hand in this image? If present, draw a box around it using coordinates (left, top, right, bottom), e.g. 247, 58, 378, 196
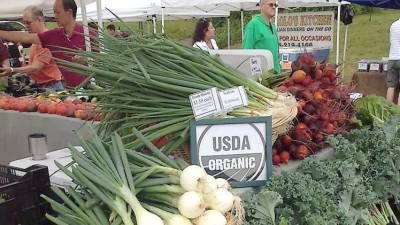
72, 55, 88, 65
0, 67, 12, 77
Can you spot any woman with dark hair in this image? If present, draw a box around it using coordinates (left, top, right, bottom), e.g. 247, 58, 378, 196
192, 18, 218, 52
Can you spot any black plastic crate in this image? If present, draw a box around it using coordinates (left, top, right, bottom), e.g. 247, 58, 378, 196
0, 164, 52, 225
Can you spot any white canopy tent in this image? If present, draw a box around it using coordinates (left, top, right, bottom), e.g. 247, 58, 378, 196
76, 0, 230, 34
0, 0, 96, 19
0, 0, 98, 52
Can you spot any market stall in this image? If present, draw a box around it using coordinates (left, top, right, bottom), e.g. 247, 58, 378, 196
3, 1, 400, 224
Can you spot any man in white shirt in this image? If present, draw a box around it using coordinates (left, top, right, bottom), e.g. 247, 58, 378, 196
386, 18, 400, 105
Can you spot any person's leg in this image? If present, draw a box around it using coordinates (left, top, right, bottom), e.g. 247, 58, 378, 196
386, 60, 397, 103
396, 60, 400, 105
387, 87, 396, 103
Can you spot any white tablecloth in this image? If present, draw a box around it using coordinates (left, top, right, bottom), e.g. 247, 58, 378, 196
9, 147, 81, 187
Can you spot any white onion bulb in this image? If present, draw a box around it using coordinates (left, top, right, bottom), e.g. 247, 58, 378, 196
178, 191, 206, 219
200, 175, 217, 194
166, 214, 193, 225
215, 178, 231, 190
204, 188, 234, 213
193, 210, 227, 225
180, 165, 207, 192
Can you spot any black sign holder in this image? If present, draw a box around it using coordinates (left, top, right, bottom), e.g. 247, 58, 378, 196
190, 116, 273, 188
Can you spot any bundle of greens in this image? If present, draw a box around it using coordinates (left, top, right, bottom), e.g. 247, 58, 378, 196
245, 118, 400, 225
259, 70, 290, 89
354, 95, 400, 127
58, 30, 296, 152
42, 128, 244, 225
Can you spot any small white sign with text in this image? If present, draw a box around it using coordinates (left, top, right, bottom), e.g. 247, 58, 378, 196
219, 86, 249, 111
189, 88, 222, 119
250, 57, 263, 77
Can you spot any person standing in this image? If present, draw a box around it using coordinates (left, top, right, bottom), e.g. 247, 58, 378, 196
0, 6, 63, 90
192, 18, 219, 53
386, 18, 400, 105
243, 0, 281, 73
0, 0, 94, 88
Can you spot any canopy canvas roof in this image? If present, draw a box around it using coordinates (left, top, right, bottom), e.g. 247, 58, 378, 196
348, 0, 400, 9
0, 0, 96, 19
76, 0, 229, 22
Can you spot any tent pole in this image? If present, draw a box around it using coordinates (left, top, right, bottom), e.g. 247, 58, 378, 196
342, 25, 349, 80
152, 15, 157, 34
161, 7, 165, 33
96, 0, 103, 29
227, 17, 231, 49
275, 0, 279, 26
80, 0, 91, 52
336, 3, 341, 73
241, 9, 244, 44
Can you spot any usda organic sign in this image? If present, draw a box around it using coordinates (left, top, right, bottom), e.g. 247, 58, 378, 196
190, 117, 272, 188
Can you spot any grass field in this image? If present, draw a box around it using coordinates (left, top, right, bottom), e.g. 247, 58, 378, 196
330, 9, 398, 83
45, 9, 397, 83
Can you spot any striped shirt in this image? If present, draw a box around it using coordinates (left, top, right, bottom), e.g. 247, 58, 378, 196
389, 19, 400, 60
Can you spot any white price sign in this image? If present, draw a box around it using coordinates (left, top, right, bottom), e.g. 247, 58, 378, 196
189, 88, 222, 119
250, 57, 262, 76
218, 86, 249, 111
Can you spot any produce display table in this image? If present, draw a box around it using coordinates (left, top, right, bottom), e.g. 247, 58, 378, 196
10, 147, 82, 187
0, 109, 96, 164
351, 71, 392, 98
9, 146, 334, 189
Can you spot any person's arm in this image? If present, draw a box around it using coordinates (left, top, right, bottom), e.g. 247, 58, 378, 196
243, 23, 255, 49
1, 59, 9, 68
0, 60, 45, 77
0, 31, 40, 44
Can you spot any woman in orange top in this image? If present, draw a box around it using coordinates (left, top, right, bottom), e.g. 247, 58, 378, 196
0, 6, 63, 90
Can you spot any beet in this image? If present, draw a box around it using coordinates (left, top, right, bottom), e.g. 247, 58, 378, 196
273, 155, 281, 165
291, 60, 302, 72
288, 144, 298, 157
281, 135, 293, 146
294, 130, 312, 143
273, 138, 284, 151
319, 113, 329, 121
308, 81, 321, 92
313, 132, 324, 143
321, 76, 331, 85
304, 103, 316, 114
308, 123, 319, 131
302, 75, 313, 86
288, 86, 303, 96
302, 114, 316, 125
272, 148, 278, 155
330, 90, 341, 99
314, 69, 323, 80
300, 90, 314, 101
324, 123, 335, 134
296, 145, 310, 160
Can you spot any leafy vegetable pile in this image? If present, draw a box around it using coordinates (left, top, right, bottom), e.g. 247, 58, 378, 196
59, 31, 296, 153
246, 118, 400, 225
354, 95, 400, 128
